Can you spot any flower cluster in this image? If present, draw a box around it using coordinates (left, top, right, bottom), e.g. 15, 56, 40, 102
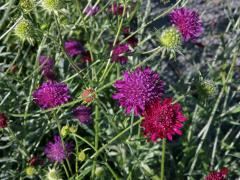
205, 167, 228, 180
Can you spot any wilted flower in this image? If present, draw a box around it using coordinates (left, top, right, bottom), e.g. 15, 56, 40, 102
39, 55, 55, 80
44, 135, 74, 163
205, 167, 228, 180
160, 27, 182, 50
73, 105, 92, 125
25, 166, 36, 176
81, 88, 95, 103
84, 5, 100, 16
113, 67, 164, 116
112, 44, 131, 64
28, 156, 42, 166
142, 98, 187, 141
64, 40, 85, 58
46, 168, 62, 180
42, 0, 62, 12
81, 51, 92, 63
0, 113, 8, 128
33, 82, 71, 109
170, 8, 203, 41
15, 19, 34, 43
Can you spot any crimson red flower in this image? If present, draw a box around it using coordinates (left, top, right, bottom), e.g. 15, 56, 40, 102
141, 98, 187, 141
0, 113, 8, 128
205, 167, 228, 180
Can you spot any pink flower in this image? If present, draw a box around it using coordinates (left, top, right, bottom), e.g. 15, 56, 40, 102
141, 98, 187, 141
205, 167, 228, 180
170, 8, 203, 41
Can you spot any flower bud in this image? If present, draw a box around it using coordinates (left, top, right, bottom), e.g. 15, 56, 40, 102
15, 19, 34, 43
160, 27, 181, 50
81, 88, 96, 103
77, 150, 86, 162
197, 80, 217, 98
19, 0, 34, 13
60, 125, 69, 137
25, 166, 36, 176
42, 0, 62, 12
46, 168, 62, 180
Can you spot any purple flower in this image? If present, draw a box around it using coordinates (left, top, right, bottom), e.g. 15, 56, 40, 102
112, 44, 131, 64
84, 5, 100, 16
33, 82, 71, 109
113, 67, 164, 116
64, 40, 85, 58
73, 105, 92, 125
170, 8, 203, 41
44, 135, 74, 163
109, 3, 124, 16
39, 55, 55, 80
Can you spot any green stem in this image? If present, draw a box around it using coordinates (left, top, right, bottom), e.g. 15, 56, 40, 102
160, 139, 166, 180
91, 105, 100, 178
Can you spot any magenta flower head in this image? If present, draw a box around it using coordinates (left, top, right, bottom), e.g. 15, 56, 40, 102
84, 5, 100, 16
33, 82, 71, 109
205, 167, 228, 180
111, 44, 131, 64
141, 98, 187, 142
109, 3, 123, 16
39, 55, 55, 80
113, 67, 164, 116
73, 105, 92, 125
0, 113, 8, 128
64, 40, 85, 58
44, 135, 74, 163
170, 8, 203, 41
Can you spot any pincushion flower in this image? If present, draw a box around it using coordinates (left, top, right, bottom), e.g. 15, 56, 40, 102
39, 55, 55, 80
44, 135, 73, 163
205, 167, 228, 180
113, 67, 164, 115
64, 40, 85, 58
170, 8, 203, 41
141, 98, 187, 141
73, 105, 92, 125
84, 5, 100, 16
111, 44, 131, 64
33, 82, 71, 109
0, 113, 8, 128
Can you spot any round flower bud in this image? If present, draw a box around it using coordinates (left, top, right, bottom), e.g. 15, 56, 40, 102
95, 166, 104, 177
81, 88, 96, 103
0, 113, 8, 128
69, 126, 77, 133
25, 166, 36, 176
46, 168, 62, 180
60, 125, 69, 137
160, 27, 181, 50
42, 0, 62, 12
77, 151, 86, 162
20, 0, 34, 12
197, 80, 217, 98
15, 19, 34, 42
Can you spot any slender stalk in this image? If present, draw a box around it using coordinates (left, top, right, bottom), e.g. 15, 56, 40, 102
160, 139, 166, 180
91, 104, 100, 178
